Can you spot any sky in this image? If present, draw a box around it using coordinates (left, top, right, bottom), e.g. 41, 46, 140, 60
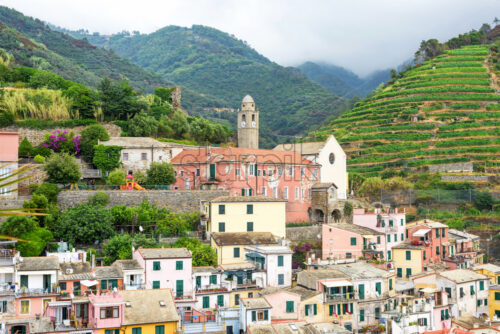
1, 0, 499, 76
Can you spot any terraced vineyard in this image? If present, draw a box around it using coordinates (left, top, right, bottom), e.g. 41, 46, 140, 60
316, 45, 500, 179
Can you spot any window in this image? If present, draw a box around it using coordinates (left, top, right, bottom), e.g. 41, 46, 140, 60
394, 234, 397, 242
460, 287, 464, 298
249, 164, 255, 176
376, 282, 381, 295
301, 188, 305, 200
301, 167, 305, 177
219, 222, 225, 232
295, 187, 299, 200
20, 300, 29, 314
313, 169, 318, 180
386, 234, 391, 243
278, 256, 284, 267
248, 292, 253, 298
377, 236, 380, 244
389, 220, 393, 227
1, 300, 7, 313
401, 219, 404, 226
219, 205, 225, 214
132, 328, 142, 334
241, 188, 246, 196
381, 220, 385, 227
20, 275, 28, 289
436, 228, 440, 238
478, 299, 482, 306
141, 153, 147, 160
397, 268, 402, 278
153, 280, 161, 289
176, 280, 184, 297
359, 309, 365, 322
495, 292, 500, 301
375, 307, 381, 319
278, 274, 284, 285
406, 268, 412, 278
210, 275, 217, 285
248, 188, 252, 196
251, 311, 256, 322
153, 261, 161, 271
180, 171, 184, 177
123, 153, 129, 161
217, 295, 224, 307
389, 279, 393, 291
176, 261, 183, 270
286, 301, 294, 313
406, 251, 411, 260
209, 164, 216, 179
100, 307, 119, 319
358, 284, 365, 299
101, 280, 107, 290
387, 250, 391, 260
401, 233, 404, 241
262, 186, 267, 196
436, 246, 440, 255
202, 296, 209, 308
59, 282, 67, 290
235, 168, 241, 177
234, 247, 240, 258
442, 228, 446, 238
283, 187, 288, 200
257, 169, 261, 176
155, 325, 164, 334
196, 168, 200, 176
257, 310, 269, 321
235, 294, 240, 305
263, 170, 266, 176
470, 285, 475, 295
289, 166, 294, 177
485, 298, 488, 306
423, 251, 427, 260
273, 187, 278, 198
350, 237, 356, 246
247, 204, 253, 214
480, 281, 485, 291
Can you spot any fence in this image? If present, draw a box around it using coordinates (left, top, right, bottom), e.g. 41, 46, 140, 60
380, 189, 486, 206
65, 185, 171, 190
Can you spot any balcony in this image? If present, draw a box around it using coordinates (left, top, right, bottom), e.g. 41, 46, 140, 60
325, 292, 356, 303
195, 284, 228, 294
125, 283, 146, 290
16, 287, 58, 297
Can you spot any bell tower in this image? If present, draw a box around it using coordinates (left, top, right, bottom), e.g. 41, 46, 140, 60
237, 95, 259, 149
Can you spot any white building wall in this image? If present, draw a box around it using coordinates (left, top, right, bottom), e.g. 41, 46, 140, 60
265, 254, 292, 288
317, 136, 347, 199
194, 292, 230, 310
16, 271, 57, 290
121, 147, 174, 173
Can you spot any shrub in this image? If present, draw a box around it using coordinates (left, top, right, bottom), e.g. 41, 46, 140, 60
18, 138, 34, 157
80, 124, 110, 162
0, 111, 14, 127
89, 192, 109, 206
93, 145, 122, 174
33, 183, 60, 203
343, 202, 353, 216
146, 162, 176, 185
33, 145, 52, 157
33, 154, 45, 163
359, 177, 385, 197
106, 169, 126, 185
473, 191, 494, 211
43, 153, 82, 184
172, 237, 217, 267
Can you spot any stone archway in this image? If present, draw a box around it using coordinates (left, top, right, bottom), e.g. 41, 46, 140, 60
314, 209, 325, 223
331, 209, 342, 223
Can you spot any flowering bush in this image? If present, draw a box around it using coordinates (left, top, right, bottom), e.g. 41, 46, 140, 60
42, 130, 80, 156
292, 243, 310, 269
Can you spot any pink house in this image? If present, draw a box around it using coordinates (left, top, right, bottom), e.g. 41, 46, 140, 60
0, 132, 19, 198
133, 248, 195, 310
432, 290, 452, 331
407, 220, 449, 265
321, 223, 385, 260
16, 295, 57, 318
353, 207, 406, 261
261, 289, 300, 323
170, 147, 320, 222
88, 292, 124, 331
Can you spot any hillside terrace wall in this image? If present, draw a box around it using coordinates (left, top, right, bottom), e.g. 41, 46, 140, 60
57, 190, 229, 212
428, 162, 473, 173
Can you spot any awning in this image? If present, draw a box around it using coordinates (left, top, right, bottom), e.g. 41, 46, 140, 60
413, 229, 431, 237
420, 287, 437, 293
48, 301, 71, 307
246, 252, 265, 259
81, 280, 98, 287
323, 280, 353, 288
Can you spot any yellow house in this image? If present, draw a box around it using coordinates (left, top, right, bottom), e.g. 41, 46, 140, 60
229, 288, 261, 308
284, 286, 324, 322
121, 289, 179, 334
211, 232, 278, 265
489, 284, 500, 320
203, 196, 286, 239
474, 264, 500, 285
392, 243, 423, 279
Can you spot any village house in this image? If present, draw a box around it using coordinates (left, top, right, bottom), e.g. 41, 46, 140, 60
352, 207, 406, 261
445, 229, 483, 269
258, 287, 300, 323
112, 260, 145, 290
203, 197, 287, 239
210, 232, 279, 265
58, 262, 94, 296
244, 245, 293, 288
473, 263, 500, 285
321, 223, 385, 261
172, 147, 320, 223
0, 132, 19, 198
240, 297, 272, 330
273, 135, 348, 200
191, 266, 230, 312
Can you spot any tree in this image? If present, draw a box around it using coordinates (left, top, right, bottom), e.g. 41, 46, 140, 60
63, 84, 98, 119
43, 153, 82, 184
33, 183, 60, 203
102, 234, 133, 265
89, 192, 109, 206
98, 78, 145, 120
16, 228, 53, 257
55, 204, 114, 245
473, 191, 494, 211
146, 162, 176, 185
0, 216, 37, 237
172, 237, 216, 266
129, 110, 159, 137
359, 177, 385, 197
93, 145, 122, 174
106, 169, 126, 185
18, 138, 34, 157
80, 124, 110, 162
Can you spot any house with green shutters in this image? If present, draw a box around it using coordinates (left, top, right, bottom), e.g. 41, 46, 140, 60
192, 266, 230, 311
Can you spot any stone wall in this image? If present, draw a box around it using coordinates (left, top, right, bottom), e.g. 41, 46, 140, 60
286, 225, 322, 245
428, 162, 473, 173
441, 175, 491, 182
57, 190, 229, 212
0, 123, 122, 146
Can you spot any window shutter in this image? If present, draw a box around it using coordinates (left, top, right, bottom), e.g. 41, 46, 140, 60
252, 311, 256, 322
101, 280, 107, 290
2, 301, 6, 313
313, 304, 317, 315
176, 261, 183, 270
329, 305, 333, 316
305, 305, 309, 316
264, 310, 269, 320
278, 256, 284, 267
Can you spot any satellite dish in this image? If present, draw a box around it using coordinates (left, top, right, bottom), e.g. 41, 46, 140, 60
139, 226, 144, 232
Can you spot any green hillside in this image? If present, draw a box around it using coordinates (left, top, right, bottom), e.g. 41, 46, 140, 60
63, 25, 350, 148
314, 45, 500, 178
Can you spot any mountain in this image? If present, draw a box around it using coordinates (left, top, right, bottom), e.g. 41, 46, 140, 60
298, 62, 391, 98
57, 25, 350, 148
312, 45, 500, 178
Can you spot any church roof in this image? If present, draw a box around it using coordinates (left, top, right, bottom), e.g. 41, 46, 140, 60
242, 95, 254, 103
273, 141, 326, 155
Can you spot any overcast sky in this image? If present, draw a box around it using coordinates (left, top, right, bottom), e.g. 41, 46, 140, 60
1, 0, 498, 76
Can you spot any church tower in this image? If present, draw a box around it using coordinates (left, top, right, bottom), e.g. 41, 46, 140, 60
237, 95, 259, 149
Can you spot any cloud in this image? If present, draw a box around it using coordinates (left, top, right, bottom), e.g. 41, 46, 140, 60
1, 0, 498, 75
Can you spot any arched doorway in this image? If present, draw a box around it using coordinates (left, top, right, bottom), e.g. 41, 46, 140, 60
314, 209, 324, 223
332, 209, 342, 222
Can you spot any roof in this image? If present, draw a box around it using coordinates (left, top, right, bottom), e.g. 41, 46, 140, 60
245, 245, 293, 255
211, 196, 287, 203
17, 257, 59, 271
311, 182, 338, 189
248, 322, 350, 334
218, 262, 256, 271
112, 259, 143, 271
211, 232, 278, 246
297, 269, 348, 289
334, 262, 393, 279
328, 223, 383, 236
137, 247, 192, 259
439, 269, 488, 283
411, 219, 448, 229
241, 297, 271, 310
171, 147, 317, 166
449, 229, 480, 241
59, 262, 93, 280
247, 325, 275, 334
273, 141, 325, 155
392, 242, 425, 250
242, 95, 254, 103
283, 286, 321, 301
473, 263, 500, 274
192, 266, 221, 274
100, 137, 187, 148
453, 314, 490, 329
121, 289, 179, 325
94, 266, 123, 279
396, 279, 415, 292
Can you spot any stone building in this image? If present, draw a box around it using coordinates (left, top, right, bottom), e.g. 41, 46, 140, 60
310, 183, 344, 223
237, 95, 259, 149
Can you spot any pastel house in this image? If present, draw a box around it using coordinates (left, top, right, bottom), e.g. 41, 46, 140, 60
240, 298, 272, 330
244, 245, 293, 288
15, 257, 59, 294
210, 232, 278, 265
259, 287, 300, 322
89, 292, 124, 333
0, 132, 19, 198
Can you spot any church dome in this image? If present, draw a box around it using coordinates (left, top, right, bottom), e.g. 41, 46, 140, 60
242, 95, 254, 103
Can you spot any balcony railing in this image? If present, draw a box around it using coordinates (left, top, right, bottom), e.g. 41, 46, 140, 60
325, 292, 356, 302
125, 283, 146, 290
16, 287, 58, 297
195, 284, 228, 293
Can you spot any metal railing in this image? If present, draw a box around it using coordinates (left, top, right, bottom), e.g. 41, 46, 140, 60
325, 292, 356, 302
